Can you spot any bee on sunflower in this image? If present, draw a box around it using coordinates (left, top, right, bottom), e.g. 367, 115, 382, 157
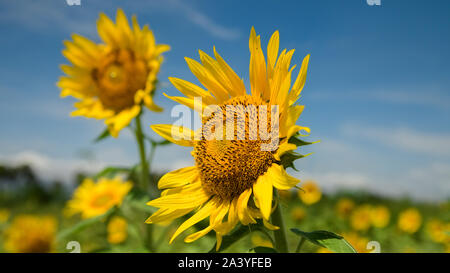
146, 27, 313, 251
58, 9, 169, 137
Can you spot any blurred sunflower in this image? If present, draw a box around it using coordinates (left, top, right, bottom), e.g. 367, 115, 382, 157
0, 209, 10, 223
291, 206, 306, 222
107, 216, 128, 244
278, 189, 292, 201
335, 198, 355, 219
426, 219, 450, 244
350, 205, 372, 232
3, 215, 57, 253
341, 232, 369, 253
146, 27, 311, 250
370, 205, 390, 229
397, 208, 422, 234
58, 9, 170, 137
66, 177, 132, 219
298, 180, 321, 205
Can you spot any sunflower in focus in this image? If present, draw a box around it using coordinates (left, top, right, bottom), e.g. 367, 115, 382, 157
350, 205, 372, 232
58, 9, 170, 137
107, 216, 128, 244
298, 180, 321, 205
146, 27, 311, 250
66, 177, 132, 219
3, 215, 57, 253
397, 208, 422, 234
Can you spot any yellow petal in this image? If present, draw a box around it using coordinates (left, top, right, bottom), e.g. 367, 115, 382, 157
249, 27, 269, 100
170, 199, 217, 243
147, 183, 209, 209
168, 77, 215, 104
163, 93, 206, 114
105, 105, 141, 137
97, 12, 120, 46
158, 166, 199, 189
213, 47, 246, 96
267, 30, 280, 74
289, 54, 310, 105
185, 57, 229, 102
145, 208, 193, 224
210, 201, 230, 228
274, 142, 297, 161
267, 164, 300, 190
237, 188, 256, 225
151, 124, 194, 147
252, 171, 273, 220
184, 225, 214, 243
263, 219, 279, 230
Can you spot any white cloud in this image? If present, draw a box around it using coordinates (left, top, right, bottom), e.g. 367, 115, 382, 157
342, 124, 450, 157
0, 151, 105, 186
300, 170, 371, 192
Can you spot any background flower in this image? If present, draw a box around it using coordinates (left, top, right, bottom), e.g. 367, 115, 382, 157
58, 9, 169, 137
3, 214, 57, 253
65, 177, 132, 219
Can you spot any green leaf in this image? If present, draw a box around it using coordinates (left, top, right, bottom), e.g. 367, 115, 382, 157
280, 151, 306, 171
250, 247, 278, 253
290, 228, 357, 253
56, 208, 115, 241
288, 135, 316, 147
93, 166, 130, 179
94, 128, 111, 143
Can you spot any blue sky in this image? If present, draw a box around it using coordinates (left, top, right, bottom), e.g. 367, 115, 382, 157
0, 0, 449, 200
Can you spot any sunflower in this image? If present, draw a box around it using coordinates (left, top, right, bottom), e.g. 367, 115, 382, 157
297, 180, 322, 205
66, 177, 132, 219
290, 206, 306, 222
426, 219, 449, 244
397, 208, 422, 234
58, 9, 170, 137
350, 204, 372, 232
335, 198, 355, 219
370, 205, 390, 228
107, 216, 128, 244
146, 27, 311, 250
3, 215, 57, 253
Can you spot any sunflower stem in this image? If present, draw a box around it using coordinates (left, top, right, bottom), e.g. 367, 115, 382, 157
295, 237, 306, 253
134, 112, 150, 191
272, 190, 289, 253
134, 112, 154, 251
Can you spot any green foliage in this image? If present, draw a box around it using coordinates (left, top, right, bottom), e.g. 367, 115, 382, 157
56, 207, 116, 242
291, 228, 356, 253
